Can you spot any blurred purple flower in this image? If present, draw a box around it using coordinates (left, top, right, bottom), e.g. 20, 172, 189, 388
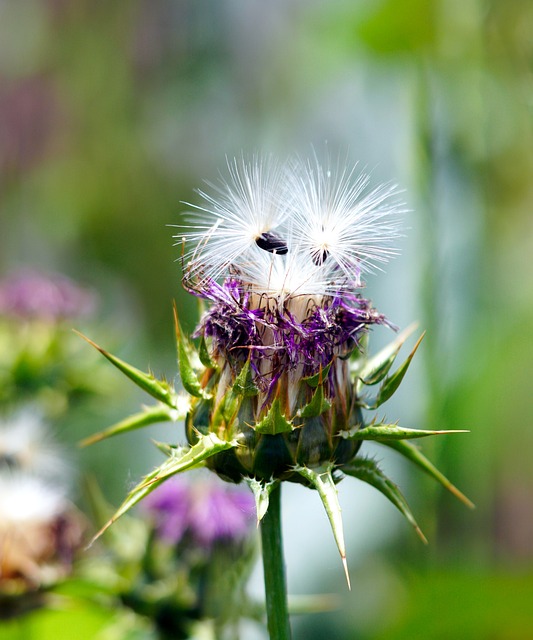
188, 482, 255, 547
142, 476, 255, 549
142, 479, 191, 545
0, 270, 96, 321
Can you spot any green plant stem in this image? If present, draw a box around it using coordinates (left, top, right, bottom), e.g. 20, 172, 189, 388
260, 482, 292, 640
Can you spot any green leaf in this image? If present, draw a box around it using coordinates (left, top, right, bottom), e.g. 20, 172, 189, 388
198, 334, 216, 369
295, 464, 350, 589
342, 458, 427, 543
145, 433, 237, 485
362, 334, 425, 411
341, 423, 469, 442
75, 331, 175, 406
356, 0, 437, 56
297, 382, 332, 419
89, 433, 236, 544
303, 362, 332, 388
368, 332, 425, 408
381, 439, 475, 509
255, 398, 294, 435
212, 359, 257, 430
246, 477, 279, 523
174, 305, 209, 399
79, 404, 181, 447
232, 358, 258, 397
353, 323, 418, 386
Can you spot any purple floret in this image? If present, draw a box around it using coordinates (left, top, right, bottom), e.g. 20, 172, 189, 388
187, 483, 255, 547
142, 479, 191, 545
142, 476, 255, 549
194, 278, 388, 392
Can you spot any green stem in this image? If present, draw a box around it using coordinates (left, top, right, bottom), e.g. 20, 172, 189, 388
260, 482, 292, 640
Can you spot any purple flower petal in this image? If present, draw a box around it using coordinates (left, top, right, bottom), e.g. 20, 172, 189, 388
188, 483, 255, 547
142, 479, 191, 545
141, 476, 255, 549
194, 279, 387, 395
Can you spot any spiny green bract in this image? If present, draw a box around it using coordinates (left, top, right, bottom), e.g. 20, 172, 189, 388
81, 323, 473, 580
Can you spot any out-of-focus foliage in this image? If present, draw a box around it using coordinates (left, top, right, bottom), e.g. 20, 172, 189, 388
1, 0, 532, 638
0, 270, 112, 415
1, 470, 259, 640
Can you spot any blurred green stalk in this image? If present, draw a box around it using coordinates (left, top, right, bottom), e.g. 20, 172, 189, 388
260, 483, 292, 640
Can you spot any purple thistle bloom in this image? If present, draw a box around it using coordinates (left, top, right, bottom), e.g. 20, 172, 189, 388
142, 476, 255, 549
0, 270, 96, 321
194, 278, 387, 398
187, 482, 256, 547
141, 478, 191, 545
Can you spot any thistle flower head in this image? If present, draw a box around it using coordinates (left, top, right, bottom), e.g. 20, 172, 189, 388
182, 156, 398, 402
83, 152, 471, 590
174, 155, 403, 485
0, 475, 66, 524
0, 411, 82, 600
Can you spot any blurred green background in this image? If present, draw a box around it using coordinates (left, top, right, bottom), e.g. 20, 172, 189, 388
1, 0, 532, 638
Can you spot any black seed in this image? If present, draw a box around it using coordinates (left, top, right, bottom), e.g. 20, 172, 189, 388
255, 231, 288, 254
312, 249, 329, 265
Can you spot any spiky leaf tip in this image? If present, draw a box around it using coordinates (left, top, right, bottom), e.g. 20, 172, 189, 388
246, 477, 279, 523
352, 323, 418, 386
211, 358, 257, 431
173, 303, 211, 399
342, 457, 427, 543
297, 382, 332, 419
255, 398, 294, 435
381, 439, 475, 509
295, 464, 350, 589
340, 422, 469, 442
302, 362, 332, 388
88, 432, 237, 545
75, 330, 175, 406
366, 332, 425, 409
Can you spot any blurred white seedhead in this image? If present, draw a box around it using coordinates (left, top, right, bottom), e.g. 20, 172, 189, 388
0, 410, 69, 482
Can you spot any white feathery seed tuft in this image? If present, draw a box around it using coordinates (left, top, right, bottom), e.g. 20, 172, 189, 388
179, 154, 404, 297
177, 155, 287, 284
285, 156, 404, 287
0, 410, 70, 481
0, 475, 66, 524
